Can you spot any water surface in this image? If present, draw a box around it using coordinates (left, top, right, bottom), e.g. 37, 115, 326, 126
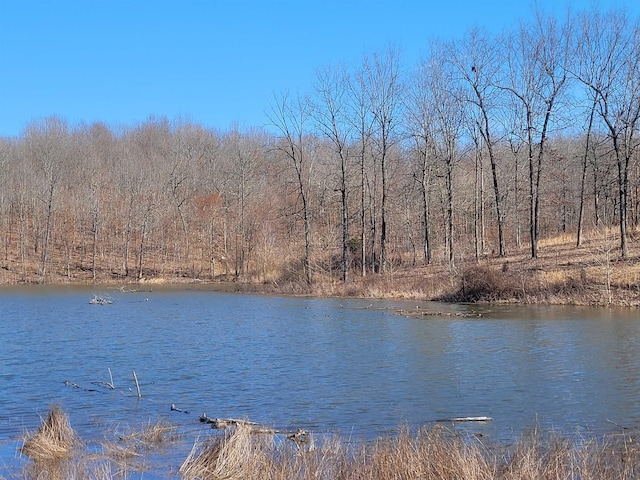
1, 287, 639, 474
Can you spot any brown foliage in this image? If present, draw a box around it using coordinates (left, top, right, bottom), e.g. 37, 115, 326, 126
441, 266, 524, 303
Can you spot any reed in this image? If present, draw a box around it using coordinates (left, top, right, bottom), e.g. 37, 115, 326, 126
178, 423, 640, 480
11, 408, 640, 479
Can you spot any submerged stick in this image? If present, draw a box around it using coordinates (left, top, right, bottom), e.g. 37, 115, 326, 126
133, 371, 141, 398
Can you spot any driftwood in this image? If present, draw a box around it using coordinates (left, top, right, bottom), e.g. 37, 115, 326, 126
91, 368, 115, 389
89, 295, 112, 305
437, 416, 493, 422
199, 413, 259, 430
198, 413, 310, 444
171, 403, 190, 414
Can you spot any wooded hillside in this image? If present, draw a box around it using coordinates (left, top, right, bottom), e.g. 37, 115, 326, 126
1, 6, 639, 295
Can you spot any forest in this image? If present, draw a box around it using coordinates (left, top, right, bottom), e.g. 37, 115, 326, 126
1, 6, 639, 295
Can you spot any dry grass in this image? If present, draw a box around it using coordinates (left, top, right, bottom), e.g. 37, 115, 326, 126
178, 423, 640, 480
12, 407, 640, 480
19, 405, 81, 480
296, 232, 640, 307
97, 418, 180, 475
21, 405, 80, 462
4, 223, 640, 308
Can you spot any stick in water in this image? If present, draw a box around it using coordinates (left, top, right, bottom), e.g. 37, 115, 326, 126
133, 371, 141, 398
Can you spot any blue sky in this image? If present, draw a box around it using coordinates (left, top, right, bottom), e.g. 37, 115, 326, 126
0, 0, 638, 137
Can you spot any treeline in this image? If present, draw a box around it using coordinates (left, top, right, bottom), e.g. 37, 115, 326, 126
1, 6, 639, 285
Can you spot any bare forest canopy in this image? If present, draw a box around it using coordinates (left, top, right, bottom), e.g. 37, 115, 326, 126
1, 6, 640, 287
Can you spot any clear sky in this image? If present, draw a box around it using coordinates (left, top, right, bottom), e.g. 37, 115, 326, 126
0, 0, 638, 137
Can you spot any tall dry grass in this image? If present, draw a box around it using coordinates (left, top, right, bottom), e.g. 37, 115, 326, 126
179, 423, 640, 480
20, 404, 79, 462
12, 406, 640, 479
19, 404, 81, 480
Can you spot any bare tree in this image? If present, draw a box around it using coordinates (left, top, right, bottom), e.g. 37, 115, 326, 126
451, 28, 507, 256
500, 10, 571, 259
574, 8, 640, 257
312, 65, 353, 282
347, 65, 375, 276
422, 44, 466, 266
24, 117, 70, 281
269, 92, 313, 285
404, 65, 438, 265
362, 47, 402, 273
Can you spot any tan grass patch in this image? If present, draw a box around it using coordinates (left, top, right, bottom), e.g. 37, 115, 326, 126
21, 404, 80, 462
98, 419, 180, 474
180, 424, 272, 480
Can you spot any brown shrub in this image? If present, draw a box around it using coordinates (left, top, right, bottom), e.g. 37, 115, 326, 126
442, 266, 523, 303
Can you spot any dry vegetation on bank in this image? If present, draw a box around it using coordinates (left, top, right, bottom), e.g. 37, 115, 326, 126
2, 232, 640, 308
237, 228, 638, 309
9, 405, 640, 480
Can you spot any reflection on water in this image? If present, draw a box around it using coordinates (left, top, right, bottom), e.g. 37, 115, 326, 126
1, 288, 640, 471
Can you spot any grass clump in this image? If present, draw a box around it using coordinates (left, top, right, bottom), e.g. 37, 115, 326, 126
21, 404, 80, 462
20, 404, 81, 480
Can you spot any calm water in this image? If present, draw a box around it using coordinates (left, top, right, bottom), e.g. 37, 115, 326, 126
1, 287, 640, 475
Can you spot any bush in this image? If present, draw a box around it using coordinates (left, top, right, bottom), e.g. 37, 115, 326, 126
443, 266, 522, 303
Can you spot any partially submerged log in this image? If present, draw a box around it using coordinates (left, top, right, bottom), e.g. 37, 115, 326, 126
198, 413, 310, 443
437, 416, 493, 422
199, 414, 258, 430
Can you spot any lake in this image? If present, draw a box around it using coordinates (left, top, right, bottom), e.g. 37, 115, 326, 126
1, 286, 640, 476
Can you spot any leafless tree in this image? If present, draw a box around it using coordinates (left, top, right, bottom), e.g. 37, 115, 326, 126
313, 65, 353, 282
269, 92, 313, 285
500, 10, 571, 259
347, 64, 375, 276
451, 28, 507, 256
362, 47, 403, 273
422, 44, 466, 266
404, 65, 438, 265
24, 117, 70, 281
574, 8, 640, 257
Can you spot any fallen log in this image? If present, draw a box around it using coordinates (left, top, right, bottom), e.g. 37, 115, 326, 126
437, 416, 493, 422
199, 413, 258, 430
198, 413, 309, 443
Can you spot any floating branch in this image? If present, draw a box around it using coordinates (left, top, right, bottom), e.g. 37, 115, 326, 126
399, 309, 483, 318
437, 416, 493, 422
91, 368, 115, 389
